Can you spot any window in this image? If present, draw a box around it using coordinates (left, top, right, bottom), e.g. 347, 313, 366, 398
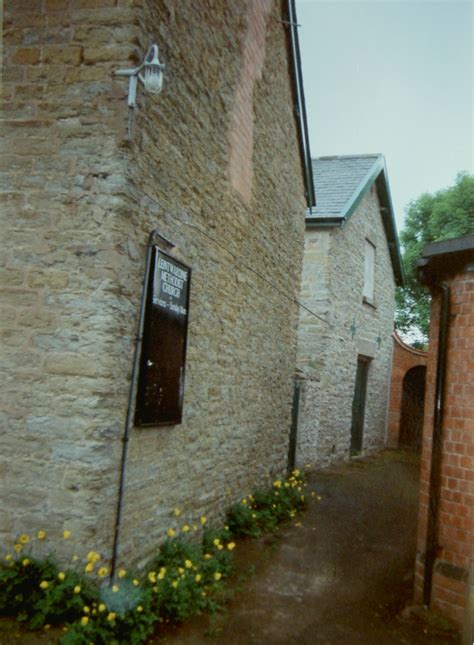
363, 239, 375, 304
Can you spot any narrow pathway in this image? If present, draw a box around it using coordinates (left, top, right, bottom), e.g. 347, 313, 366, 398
155, 450, 459, 644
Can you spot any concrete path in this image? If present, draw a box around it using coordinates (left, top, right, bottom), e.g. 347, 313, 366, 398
156, 450, 459, 644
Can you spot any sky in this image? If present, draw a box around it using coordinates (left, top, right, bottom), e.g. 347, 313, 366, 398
297, 0, 474, 233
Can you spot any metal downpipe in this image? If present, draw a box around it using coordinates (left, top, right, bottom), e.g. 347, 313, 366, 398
110, 230, 157, 580
423, 282, 450, 605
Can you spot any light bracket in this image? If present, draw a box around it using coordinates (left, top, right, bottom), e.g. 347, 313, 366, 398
114, 44, 165, 108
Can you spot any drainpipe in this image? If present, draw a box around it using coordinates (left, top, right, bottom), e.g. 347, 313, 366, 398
110, 229, 173, 580
286, 0, 316, 210
422, 281, 450, 605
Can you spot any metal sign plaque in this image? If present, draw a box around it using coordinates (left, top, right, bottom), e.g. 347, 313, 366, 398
135, 248, 191, 426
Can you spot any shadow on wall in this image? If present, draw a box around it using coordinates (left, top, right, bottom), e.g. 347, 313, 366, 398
399, 366, 426, 452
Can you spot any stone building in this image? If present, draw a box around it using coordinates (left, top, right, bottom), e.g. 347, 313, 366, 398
387, 331, 427, 451
413, 235, 473, 637
1, 0, 315, 567
295, 154, 403, 467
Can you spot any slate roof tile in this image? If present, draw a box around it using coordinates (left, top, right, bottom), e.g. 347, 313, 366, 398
311, 154, 382, 218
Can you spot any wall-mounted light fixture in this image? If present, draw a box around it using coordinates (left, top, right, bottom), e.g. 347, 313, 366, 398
114, 44, 165, 108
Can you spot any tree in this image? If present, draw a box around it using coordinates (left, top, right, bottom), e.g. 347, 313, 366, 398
396, 172, 474, 343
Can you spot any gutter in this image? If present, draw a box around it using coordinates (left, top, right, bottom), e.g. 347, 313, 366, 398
286, 0, 316, 210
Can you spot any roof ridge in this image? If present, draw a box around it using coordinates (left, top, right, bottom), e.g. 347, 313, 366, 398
314, 153, 382, 161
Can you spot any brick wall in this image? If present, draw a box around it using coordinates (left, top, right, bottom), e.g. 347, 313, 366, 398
387, 332, 427, 447
0, 0, 307, 567
414, 268, 474, 629
296, 186, 396, 467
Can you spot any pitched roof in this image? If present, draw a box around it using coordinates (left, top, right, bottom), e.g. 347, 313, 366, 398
310, 154, 381, 219
306, 154, 404, 286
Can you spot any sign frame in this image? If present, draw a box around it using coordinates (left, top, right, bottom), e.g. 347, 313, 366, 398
134, 247, 191, 427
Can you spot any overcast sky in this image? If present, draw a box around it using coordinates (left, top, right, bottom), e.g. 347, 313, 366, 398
297, 0, 474, 233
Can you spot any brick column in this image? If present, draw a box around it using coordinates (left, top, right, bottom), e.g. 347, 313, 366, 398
414, 263, 474, 628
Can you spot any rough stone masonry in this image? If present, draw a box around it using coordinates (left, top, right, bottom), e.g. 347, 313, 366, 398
0, 0, 307, 567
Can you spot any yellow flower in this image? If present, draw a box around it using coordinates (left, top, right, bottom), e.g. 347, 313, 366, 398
213, 538, 220, 546
40, 580, 49, 589
192, 524, 198, 531
74, 585, 81, 593
44, 624, 51, 631
158, 567, 166, 580
107, 612, 116, 622
200, 516, 207, 525
204, 553, 212, 560
5, 554, 12, 561
217, 544, 223, 551
137, 606, 143, 612
22, 558, 30, 566
83, 606, 90, 614
97, 566, 108, 578
214, 572, 222, 581
133, 579, 140, 586
87, 551, 100, 563
182, 524, 190, 533
171, 580, 178, 588
19, 534, 30, 544
166, 528, 176, 538
37, 530, 46, 540
292, 469, 300, 477
112, 585, 119, 592
84, 563, 94, 573
178, 567, 185, 575
148, 571, 157, 583
227, 542, 236, 551
153, 585, 159, 593
195, 574, 202, 582
185, 559, 192, 569
118, 569, 126, 578
63, 530, 71, 539
98, 603, 106, 613
58, 572, 66, 581
72, 555, 78, 562
273, 480, 282, 488
13, 544, 22, 553
81, 616, 89, 626
242, 498, 247, 505
174, 507, 181, 517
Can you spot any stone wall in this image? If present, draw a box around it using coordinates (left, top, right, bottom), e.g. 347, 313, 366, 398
296, 186, 396, 467
1, 0, 307, 567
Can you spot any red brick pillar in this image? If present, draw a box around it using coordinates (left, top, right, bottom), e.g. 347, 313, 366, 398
414, 241, 474, 630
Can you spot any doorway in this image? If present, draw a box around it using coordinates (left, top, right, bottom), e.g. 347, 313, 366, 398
399, 365, 426, 452
350, 356, 370, 455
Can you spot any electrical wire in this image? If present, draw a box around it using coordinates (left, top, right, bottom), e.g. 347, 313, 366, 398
179, 218, 330, 326
121, 155, 330, 327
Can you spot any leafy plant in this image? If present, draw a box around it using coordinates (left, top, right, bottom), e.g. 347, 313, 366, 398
226, 470, 307, 537
0, 469, 311, 643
